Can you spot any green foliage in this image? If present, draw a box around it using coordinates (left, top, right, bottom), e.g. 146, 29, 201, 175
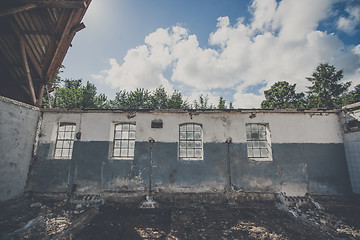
110, 86, 189, 110
306, 63, 350, 109
261, 81, 306, 109
49, 79, 109, 109
218, 97, 226, 109
341, 84, 360, 106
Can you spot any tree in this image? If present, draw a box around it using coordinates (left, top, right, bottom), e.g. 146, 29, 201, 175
50, 79, 109, 109
127, 88, 151, 109
193, 95, 214, 109
218, 96, 226, 109
341, 84, 360, 106
150, 86, 169, 109
261, 81, 306, 109
168, 90, 189, 109
306, 63, 351, 109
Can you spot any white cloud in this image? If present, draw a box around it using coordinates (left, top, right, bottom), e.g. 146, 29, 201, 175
95, 0, 360, 108
337, 5, 360, 34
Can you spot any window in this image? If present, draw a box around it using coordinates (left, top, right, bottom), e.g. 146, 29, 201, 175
54, 122, 76, 159
246, 123, 272, 161
113, 123, 136, 159
179, 123, 203, 160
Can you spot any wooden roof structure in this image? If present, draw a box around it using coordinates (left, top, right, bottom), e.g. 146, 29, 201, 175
0, 0, 91, 106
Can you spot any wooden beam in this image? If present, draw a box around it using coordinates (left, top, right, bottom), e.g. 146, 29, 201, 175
70, 22, 85, 35
0, 4, 37, 17
6, 0, 86, 8
20, 36, 37, 105
37, 84, 45, 106
25, 44, 43, 79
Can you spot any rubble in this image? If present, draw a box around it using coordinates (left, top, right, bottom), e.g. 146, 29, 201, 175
0, 193, 359, 239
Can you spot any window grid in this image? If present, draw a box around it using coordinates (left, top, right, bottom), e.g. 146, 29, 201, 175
246, 123, 270, 159
113, 123, 136, 158
179, 123, 203, 159
54, 123, 76, 158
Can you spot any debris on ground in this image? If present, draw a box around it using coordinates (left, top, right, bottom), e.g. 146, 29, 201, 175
0, 193, 359, 239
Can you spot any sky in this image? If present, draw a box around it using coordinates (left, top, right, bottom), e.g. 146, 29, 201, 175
60, 0, 360, 108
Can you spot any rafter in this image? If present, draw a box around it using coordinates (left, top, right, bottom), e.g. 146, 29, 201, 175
5, 0, 87, 9
0, 4, 37, 17
20, 36, 37, 105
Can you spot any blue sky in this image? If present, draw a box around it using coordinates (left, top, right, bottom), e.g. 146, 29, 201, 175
61, 0, 360, 108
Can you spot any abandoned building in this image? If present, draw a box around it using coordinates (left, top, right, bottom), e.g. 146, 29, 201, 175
1, 95, 360, 202
0, 0, 359, 204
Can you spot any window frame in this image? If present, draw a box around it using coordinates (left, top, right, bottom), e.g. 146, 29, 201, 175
111, 122, 136, 160
178, 123, 203, 160
245, 123, 273, 162
54, 122, 76, 159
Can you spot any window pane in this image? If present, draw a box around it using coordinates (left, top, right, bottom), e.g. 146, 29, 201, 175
129, 140, 135, 149
129, 124, 136, 131
187, 132, 194, 140
246, 124, 251, 131
114, 132, 121, 139
251, 124, 258, 132
115, 124, 122, 131
56, 141, 63, 149
64, 132, 72, 139
246, 132, 252, 140
128, 149, 134, 157
122, 124, 129, 131
260, 148, 268, 158
195, 141, 201, 148
195, 149, 202, 158
253, 141, 259, 148
122, 132, 129, 139
180, 141, 186, 148
59, 125, 66, 131
114, 140, 121, 148
247, 141, 253, 148
259, 131, 266, 140
247, 148, 253, 158
113, 148, 120, 157
187, 149, 194, 158
194, 124, 201, 131
251, 132, 259, 140
129, 132, 135, 139
180, 125, 186, 131
55, 149, 62, 157
187, 141, 194, 148
58, 131, 65, 140
121, 149, 128, 156
179, 149, 186, 157
194, 132, 201, 140
258, 125, 266, 131
259, 141, 266, 148
62, 149, 70, 157
253, 149, 261, 158
180, 132, 186, 140
63, 140, 70, 149
121, 140, 128, 148
187, 124, 193, 131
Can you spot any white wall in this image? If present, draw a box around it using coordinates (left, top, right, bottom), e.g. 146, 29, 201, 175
39, 110, 343, 144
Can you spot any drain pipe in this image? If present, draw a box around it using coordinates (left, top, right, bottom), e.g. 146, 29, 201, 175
225, 137, 232, 189
140, 137, 157, 208
148, 137, 155, 195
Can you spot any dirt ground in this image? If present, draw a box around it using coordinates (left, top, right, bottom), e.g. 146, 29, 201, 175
0, 193, 359, 240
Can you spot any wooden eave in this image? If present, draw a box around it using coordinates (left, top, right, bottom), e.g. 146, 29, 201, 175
0, 0, 91, 106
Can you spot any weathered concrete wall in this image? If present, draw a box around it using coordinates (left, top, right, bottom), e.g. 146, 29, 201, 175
27, 110, 351, 195
343, 111, 360, 194
0, 96, 40, 201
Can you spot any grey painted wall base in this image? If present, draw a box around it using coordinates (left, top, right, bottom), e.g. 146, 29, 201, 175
27, 141, 352, 196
